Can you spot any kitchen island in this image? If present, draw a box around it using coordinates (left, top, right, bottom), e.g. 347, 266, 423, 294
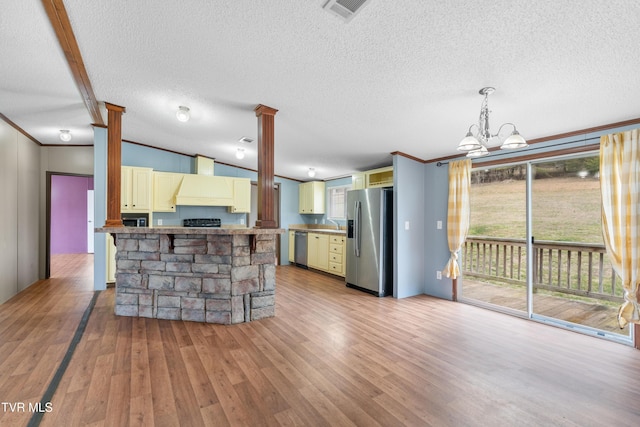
96, 226, 284, 324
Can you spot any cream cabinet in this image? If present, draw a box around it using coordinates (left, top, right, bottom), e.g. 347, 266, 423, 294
288, 230, 295, 263
351, 166, 393, 189
299, 181, 325, 214
107, 234, 116, 283
308, 232, 329, 271
152, 171, 184, 212
352, 173, 365, 190
328, 235, 346, 277
121, 166, 153, 212
366, 166, 393, 188
228, 178, 251, 213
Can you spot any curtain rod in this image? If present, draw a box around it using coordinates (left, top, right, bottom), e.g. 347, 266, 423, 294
436, 135, 601, 167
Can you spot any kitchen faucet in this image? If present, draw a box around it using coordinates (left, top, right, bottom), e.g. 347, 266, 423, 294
327, 219, 340, 230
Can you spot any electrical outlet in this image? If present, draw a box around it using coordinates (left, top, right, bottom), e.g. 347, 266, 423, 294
240, 218, 245, 225
405, 221, 410, 230
157, 219, 163, 226
436, 271, 442, 280
437, 220, 442, 229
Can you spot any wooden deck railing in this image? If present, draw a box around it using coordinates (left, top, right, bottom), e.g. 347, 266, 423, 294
462, 237, 624, 303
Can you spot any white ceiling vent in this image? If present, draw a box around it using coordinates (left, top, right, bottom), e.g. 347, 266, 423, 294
323, 0, 372, 22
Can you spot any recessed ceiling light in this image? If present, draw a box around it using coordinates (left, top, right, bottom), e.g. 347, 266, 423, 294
176, 106, 190, 122
308, 168, 316, 178
236, 147, 245, 159
59, 129, 72, 142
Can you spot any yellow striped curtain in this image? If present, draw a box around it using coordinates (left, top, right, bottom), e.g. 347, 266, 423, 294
600, 129, 640, 328
443, 159, 472, 279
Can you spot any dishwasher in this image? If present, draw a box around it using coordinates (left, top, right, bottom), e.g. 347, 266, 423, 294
294, 231, 308, 268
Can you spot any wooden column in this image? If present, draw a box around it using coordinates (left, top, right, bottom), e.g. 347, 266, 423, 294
103, 102, 126, 227
254, 104, 278, 229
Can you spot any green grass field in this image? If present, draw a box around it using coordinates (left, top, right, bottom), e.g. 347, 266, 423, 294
469, 176, 603, 244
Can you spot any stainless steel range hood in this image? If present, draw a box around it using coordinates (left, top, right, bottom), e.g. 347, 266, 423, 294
174, 174, 234, 206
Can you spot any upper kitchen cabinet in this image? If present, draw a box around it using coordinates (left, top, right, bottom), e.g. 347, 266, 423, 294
121, 166, 153, 212
365, 166, 393, 188
299, 181, 325, 214
228, 178, 251, 213
351, 166, 393, 189
152, 171, 184, 212
352, 173, 365, 190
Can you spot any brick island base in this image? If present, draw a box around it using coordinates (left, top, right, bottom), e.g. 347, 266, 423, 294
98, 227, 284, 324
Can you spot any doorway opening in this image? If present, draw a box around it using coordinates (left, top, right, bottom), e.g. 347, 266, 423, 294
46, 172, 94, 278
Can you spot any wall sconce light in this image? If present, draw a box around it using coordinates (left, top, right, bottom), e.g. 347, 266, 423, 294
59, 129, 72, 142
235, 147, 245, 159
308, 168, 316, 178
176, 106, 190, 122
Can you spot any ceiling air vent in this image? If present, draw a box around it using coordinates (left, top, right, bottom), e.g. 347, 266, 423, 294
323, 0, 372, 22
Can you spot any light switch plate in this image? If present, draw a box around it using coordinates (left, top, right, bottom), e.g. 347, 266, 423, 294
404, 221, 410, 230
437, 220, 442, 229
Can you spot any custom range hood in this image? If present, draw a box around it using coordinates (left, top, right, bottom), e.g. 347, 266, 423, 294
174, 156, 234, 207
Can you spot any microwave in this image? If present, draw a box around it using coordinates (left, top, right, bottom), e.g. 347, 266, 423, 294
122, 217, 147, 227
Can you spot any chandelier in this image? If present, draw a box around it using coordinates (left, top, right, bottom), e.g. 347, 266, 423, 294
457, 87, 528, 157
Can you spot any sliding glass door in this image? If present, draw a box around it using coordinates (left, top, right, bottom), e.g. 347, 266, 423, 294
460, 165, 528, 314
460, 154, 631, 342
530, 155, 629, 338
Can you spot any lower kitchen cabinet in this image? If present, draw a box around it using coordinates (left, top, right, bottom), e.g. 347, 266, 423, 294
288, 230, 295, 263
307, 232, 329, 271
328, 235, 346, 277
107, 234, 116, 283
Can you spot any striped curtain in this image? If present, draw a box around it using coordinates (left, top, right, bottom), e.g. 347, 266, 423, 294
443, 159, 472, 279
600, 129, 640, 328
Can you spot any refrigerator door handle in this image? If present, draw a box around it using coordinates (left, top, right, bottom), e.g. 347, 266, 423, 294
354, 201, 361, 257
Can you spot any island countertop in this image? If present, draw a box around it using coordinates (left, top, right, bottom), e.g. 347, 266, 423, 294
96, 226, 285, 235
287, 224, 346, 235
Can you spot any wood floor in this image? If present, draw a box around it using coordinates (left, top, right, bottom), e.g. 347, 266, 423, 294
1, 255, 640, 426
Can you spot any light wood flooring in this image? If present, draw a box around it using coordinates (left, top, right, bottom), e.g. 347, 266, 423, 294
1, 254, 640, 426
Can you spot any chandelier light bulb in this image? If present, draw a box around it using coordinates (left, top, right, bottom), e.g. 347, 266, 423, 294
176, 106, 190, 122
235, 147, 245, 159
59, 129, 72, 142
308, 168, 316, 178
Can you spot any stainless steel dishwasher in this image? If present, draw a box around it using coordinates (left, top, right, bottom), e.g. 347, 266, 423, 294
294, 231, 308, 268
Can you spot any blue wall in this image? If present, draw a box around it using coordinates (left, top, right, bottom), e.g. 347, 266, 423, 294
93, 127, 108, 290
393, 155, 427, 298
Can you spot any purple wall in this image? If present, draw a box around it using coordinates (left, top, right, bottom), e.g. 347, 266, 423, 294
51, 175, 94, 254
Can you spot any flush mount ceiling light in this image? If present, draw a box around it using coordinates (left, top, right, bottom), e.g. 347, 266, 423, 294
235, 147, 245, 159
308, 168, 316, 178
457, 87, 528, 158
59, 129, 72, 142
176, 106, 190, 122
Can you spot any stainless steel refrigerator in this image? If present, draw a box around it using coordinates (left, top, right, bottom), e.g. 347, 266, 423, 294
346, 188, 393, 297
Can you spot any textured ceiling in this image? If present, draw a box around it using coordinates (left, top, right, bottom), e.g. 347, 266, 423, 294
2, 1, 640, 180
